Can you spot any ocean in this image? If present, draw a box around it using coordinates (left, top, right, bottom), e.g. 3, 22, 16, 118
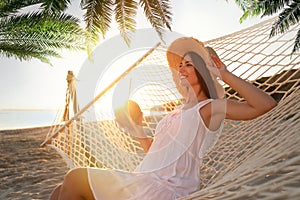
0, 110, 58, 130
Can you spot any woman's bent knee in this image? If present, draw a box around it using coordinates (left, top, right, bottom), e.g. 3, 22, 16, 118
62, 168, 95, 199
64, 168, 87, 183
50, 184, 62, 200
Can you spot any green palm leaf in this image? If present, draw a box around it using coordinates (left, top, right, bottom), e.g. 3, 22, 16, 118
1, 12, 85, 49
234, 0, 264, 22
0, 43, 60, 65
0, 0, 71, 16
139, 0, 172, 39
259, 0, 291, 16
114, 0, 138, 45
293, 28, 300, 53
0, 0, 42, 17
232, 0, 253, 11
0, 12, 85, 63
231, 0, 299, 54
40, 0, 71, 14
154, 0, 172, 30
1, 0, 174, 60
81, 0, 113, 54
269, 1, 300, 36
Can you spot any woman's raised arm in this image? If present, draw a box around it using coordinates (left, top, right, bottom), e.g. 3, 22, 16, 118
211, 55, 277, 121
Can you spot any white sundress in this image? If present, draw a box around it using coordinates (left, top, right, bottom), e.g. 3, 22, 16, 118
87, 99, 223, 200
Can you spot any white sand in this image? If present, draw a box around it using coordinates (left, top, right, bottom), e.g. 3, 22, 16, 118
0, 126, 69, 200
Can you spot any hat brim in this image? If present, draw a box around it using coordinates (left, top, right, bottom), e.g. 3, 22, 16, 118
166, 37, 225, 99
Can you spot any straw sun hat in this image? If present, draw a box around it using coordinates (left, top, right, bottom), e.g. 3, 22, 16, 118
166, 37, 225, 99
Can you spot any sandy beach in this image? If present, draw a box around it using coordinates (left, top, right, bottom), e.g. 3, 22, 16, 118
0, 126, 69, 200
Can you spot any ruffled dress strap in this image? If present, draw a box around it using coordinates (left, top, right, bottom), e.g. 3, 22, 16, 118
194, 99, 213, 110
196, 99, 224, 158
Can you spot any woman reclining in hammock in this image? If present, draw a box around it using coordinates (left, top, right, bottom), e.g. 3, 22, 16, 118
50, 37, 277, 200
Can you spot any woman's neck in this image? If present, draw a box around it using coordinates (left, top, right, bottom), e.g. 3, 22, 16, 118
183, 86, 208, 108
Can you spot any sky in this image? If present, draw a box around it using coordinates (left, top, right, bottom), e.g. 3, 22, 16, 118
0, 0, 270, 110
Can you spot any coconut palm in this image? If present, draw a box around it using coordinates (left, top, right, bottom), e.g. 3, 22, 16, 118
0, 0, 86, 65
76, 0, 172, 53
12, 0, 172, 54
231, 0, 300, 54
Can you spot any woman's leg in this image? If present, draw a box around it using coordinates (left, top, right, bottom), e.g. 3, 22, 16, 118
49, 184, 62, 200
50, 168, 95, 200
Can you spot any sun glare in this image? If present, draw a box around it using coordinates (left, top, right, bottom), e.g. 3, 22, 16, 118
93, 48, 181, 120
93, 50, 149, 119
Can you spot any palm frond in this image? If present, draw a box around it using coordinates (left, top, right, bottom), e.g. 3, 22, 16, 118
40, 0, 71, 14
81, 0, 113, 53
0, 0, 42, 17
0, 12, 85, 63
233, 0, 299, 55
270, 1, 300, 36
234, 0, 254, 12
0, 12, 86, 50
114, 0, 138, 45
139, 0, 172, 39
292, 28, 300, 54
239, 5, 265, 22
259, 0, 292, 17
236, 0, 266, 22
154, 0, 172, 30
0, 43, 60, 65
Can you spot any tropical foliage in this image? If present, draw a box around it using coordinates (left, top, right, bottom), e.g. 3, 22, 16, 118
71, 0, 172, 53
1, 0, 172, 59
0, 0, 86, 64
231, 0, 300, 54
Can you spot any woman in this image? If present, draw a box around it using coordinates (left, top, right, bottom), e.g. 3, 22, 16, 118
50, 37, 277, 200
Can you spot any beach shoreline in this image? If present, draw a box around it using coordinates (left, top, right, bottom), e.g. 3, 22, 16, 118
0, 126, 69, 200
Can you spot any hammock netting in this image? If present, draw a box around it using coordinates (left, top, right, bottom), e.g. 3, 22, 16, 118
42, 18, 300, 199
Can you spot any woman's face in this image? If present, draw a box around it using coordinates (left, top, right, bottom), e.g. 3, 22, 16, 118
178, 54, 199, 87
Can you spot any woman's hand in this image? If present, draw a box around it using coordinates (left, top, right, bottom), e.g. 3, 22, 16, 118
115, 111, 136, 131
206, 46, 228, 78
208, 48, 277, 120
211, 55, 226, 70
114, 100, 153, 152
114, 100, 144, 136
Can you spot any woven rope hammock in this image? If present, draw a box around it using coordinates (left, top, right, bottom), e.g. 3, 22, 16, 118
42, 18, 300, 199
